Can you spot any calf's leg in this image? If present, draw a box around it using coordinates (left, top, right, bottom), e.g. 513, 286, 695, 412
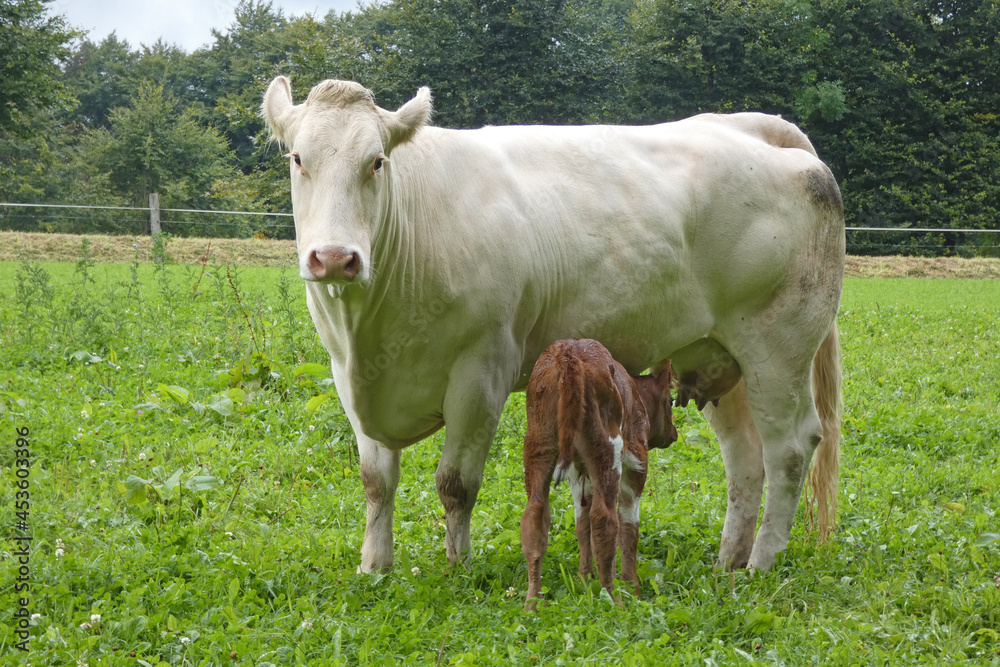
589, 480, 620, 599
617, 468, 645, 596
520, 486, 552, 609
568, 467, 594, 578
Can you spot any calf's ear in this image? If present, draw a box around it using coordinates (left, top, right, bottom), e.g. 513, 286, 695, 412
380, 87, 432, 153
261, 76, 302, 148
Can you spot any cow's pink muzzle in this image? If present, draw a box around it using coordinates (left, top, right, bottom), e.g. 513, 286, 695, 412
303, 245, 362, 283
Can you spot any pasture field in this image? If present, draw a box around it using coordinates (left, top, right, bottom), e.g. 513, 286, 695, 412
1, 243, 999, 666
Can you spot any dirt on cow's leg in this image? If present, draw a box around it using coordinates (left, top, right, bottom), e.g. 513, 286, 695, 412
438, 364, 509, 566
704, 381, 764, 571
357, 434, 401, 573
743, 366, 823, 572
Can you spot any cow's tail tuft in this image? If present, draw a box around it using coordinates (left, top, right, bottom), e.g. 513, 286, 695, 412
552, 349, 584, 486
806, 322, 842, 541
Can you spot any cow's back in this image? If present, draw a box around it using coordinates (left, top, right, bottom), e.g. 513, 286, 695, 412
387, 116, 842, 380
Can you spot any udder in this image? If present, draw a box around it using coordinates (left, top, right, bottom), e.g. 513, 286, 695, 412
669, 337, 743, 410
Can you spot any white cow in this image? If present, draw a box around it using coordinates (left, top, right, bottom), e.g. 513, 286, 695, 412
262, 77, 844, 574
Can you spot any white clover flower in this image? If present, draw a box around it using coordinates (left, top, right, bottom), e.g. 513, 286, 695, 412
79, 622, 91, 629
90, 614, 101, 623
90, 460, 97, 467
300, 620, 313, 629
505, 587, 517, 598
138, 452, 147, 461
306, 447, 314, 456
55, 548, 65, 558
308, 425, 316, 432
306, 466, 315, 473
411, 567, 421, 577
56, 539, 65, 548
179, 636, 191, 645
30, 613, 41, 623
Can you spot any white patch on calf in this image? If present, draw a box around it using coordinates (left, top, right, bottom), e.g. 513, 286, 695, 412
623, 451, 645, 474
619, 497, 641, 525
568, 467, 587, 523
553, 462, 570, 486
610, 434, 624, 474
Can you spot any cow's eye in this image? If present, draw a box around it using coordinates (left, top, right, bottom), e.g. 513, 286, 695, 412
293, 154, 302, 167
373, 157, 384, 173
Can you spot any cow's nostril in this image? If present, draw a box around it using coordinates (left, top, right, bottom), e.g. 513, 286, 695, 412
344, 252, 361, 279
308, 249, 327, 278
304, 245, 362, 282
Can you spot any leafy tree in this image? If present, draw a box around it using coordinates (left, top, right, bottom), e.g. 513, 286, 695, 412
79, 82, 260, 235
185, 0, 298, 170
0, 0, 75, 133
61, 34, 142, 127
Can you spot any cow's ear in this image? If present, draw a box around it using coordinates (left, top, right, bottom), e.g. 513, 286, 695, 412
262, 76, 301, 148
381, 87, 432, 153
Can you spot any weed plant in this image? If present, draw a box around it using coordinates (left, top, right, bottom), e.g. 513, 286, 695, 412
0, 244, 998, 665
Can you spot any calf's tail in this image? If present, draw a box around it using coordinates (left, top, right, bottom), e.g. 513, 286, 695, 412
552, 349, 585, 486
805, 322, 842, 541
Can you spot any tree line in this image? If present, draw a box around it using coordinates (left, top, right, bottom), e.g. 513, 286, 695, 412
2, 0, 998, 254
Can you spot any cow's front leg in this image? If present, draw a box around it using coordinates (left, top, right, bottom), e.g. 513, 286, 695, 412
357, 433, 401, 573
437, 371, 508, 566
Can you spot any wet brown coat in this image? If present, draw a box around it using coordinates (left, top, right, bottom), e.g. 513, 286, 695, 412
521, 339, 677, 609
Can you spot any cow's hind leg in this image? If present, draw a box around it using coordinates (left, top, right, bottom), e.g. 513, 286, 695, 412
743, 362, 824, 572
703, 380, 765, 570
357, 433, 402, 572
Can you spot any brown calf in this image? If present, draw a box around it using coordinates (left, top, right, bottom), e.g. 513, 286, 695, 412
520, 339, 677, 610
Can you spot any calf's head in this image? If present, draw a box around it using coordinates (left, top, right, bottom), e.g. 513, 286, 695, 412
262, 76, 432, 284
639, 362, 679, 450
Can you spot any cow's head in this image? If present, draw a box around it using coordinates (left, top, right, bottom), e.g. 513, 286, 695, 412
262, 76, 432, 284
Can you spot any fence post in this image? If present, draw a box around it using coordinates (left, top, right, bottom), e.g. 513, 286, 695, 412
149, 193, 161, 235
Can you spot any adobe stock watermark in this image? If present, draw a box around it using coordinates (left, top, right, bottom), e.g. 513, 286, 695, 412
356, 290, 458, 388
11, 425, 33, 652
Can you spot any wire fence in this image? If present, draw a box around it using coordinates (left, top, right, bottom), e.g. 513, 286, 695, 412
0, 202, 295, 239
1, 202, 999, 257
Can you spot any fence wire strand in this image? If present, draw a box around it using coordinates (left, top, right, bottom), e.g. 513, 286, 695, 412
2, 202, 999, 256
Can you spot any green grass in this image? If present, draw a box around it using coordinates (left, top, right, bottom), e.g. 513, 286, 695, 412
1, 245, 999, 666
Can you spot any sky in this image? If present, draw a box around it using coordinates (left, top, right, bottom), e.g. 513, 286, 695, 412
49, 0, 361, 53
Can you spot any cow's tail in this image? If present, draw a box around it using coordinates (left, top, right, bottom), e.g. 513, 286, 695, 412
805, 322, 842, 541
552, 349, 585, 487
